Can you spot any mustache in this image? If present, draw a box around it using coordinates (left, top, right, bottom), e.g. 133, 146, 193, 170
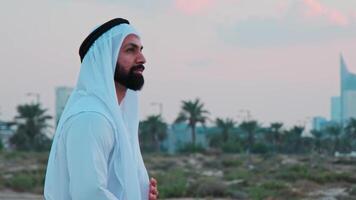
131, 65, 145, 71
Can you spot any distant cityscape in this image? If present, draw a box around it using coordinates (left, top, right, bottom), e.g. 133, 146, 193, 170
1, 55, 356, 153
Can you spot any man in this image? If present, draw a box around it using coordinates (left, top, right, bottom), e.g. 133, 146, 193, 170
44, 18, 158, 200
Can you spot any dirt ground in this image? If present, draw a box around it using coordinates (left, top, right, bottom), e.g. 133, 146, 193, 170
0, 191, 231, 200
0, 190, 42, 200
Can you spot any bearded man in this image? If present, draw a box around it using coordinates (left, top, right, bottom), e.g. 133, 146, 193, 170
44, 18, 158, 200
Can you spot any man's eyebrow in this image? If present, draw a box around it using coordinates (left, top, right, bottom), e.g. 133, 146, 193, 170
125, 43, 144, 50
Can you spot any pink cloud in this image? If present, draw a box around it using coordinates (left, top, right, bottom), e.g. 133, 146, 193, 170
302, 0, 349, 26
328, 11, 349, 26
175, 0, 215, 15
303, 0, 324, 16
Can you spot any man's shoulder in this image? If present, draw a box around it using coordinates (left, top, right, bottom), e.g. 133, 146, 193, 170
63, 112, 116, 158
72, 112, 113, 128
64, 111, 115, 138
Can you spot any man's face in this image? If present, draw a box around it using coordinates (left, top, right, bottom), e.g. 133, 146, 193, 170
114, 34, 146, 91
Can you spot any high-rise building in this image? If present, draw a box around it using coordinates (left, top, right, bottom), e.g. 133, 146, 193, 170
340, 55, 356, 123
55, 86, 73, 125
342, 91, 356, 121
331, 96, 341, 123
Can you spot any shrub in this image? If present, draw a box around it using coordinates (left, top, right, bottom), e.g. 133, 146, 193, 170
222, 158, 243, 168
349, 186, 356, 195
309, 171, 356, 184
224, 168, 250, 181
251, 143, 270, 154
203, 160, 222, 169
222, 141, 243, 153
260, 180, 287, 190
6, 173, 37, 191
248, 185, 277, 200
179, 143, 206, 154
192, 177, 228, 197
0, 139, 3, 151
155, 169, 188, 198
276, 164, 356, 184
4, 151, 27, 161
277, 165, 310, 182
248, 181, 287, 200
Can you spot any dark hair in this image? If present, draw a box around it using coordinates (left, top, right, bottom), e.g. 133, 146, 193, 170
79, 18, 130, 62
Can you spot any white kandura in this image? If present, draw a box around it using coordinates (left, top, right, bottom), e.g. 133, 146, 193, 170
44, 23, 149, 200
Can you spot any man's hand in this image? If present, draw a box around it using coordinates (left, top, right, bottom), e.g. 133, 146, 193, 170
149, 177, 159, 200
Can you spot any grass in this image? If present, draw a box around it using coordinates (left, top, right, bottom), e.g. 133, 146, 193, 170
0, 151, 355, 199
224, 168, 251, 181
247, 181, 292, 200
276, 164, 356, 184
191, 177, 228, 197
221, 158, 243, 168
154, 168, 189, 198
4, 170, 45, 193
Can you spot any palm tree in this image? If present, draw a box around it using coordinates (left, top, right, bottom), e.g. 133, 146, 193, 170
290, 126, 304, 153
175, 98, 209, 146
311, 129, 323, 154
139, 115, 167, 152
239, 120, 258, 153
10, 103, 52, 151
345, 118, 356, 139
282, 126, 304, 154
268, 122, 283, 154
215, 118, 236, 143
325, 124, 342, 154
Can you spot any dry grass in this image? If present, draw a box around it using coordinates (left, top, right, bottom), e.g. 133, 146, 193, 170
1, 151, 356, 200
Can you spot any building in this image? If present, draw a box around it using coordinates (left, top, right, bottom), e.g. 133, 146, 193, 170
340, 55, 356, 124
312, 117, 328, 131
331, 96, 341, 123
0, 121, 16, 149
55, 86, 73, 125
325, 55, 356, 127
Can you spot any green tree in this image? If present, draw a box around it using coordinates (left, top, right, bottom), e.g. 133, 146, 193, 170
239, 120, 259, 153
282, 126, 304, 154
345, 118, 356, 150
175, 98, 209, 146
10, 103, 52, 151
268, 122, 283, 153
311, 129, 323, 154
345, 118, 356, 135
325, 124, 342, 154
0, 139, 3, 151
215, 118, 236, 143
139, 115, 168, 152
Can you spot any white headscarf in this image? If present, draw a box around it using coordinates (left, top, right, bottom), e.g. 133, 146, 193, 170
46, 23, 149, 199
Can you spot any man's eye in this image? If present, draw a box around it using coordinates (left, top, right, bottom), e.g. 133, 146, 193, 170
126, 48, 135, 52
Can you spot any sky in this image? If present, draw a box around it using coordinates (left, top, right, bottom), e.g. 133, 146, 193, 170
0, 0, 356, 129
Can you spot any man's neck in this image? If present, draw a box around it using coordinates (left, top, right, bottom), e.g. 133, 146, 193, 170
115, 82, 127, 105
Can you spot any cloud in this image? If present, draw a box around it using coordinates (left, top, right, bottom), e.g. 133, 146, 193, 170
218, 0, 356, 47
174, 0, 216, 15
302, 0, 349, 26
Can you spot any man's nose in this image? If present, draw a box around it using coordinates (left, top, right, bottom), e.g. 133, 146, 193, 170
137, 52, 146, 64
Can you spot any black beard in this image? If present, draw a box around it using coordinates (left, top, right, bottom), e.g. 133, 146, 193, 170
114, 63, 145, 91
